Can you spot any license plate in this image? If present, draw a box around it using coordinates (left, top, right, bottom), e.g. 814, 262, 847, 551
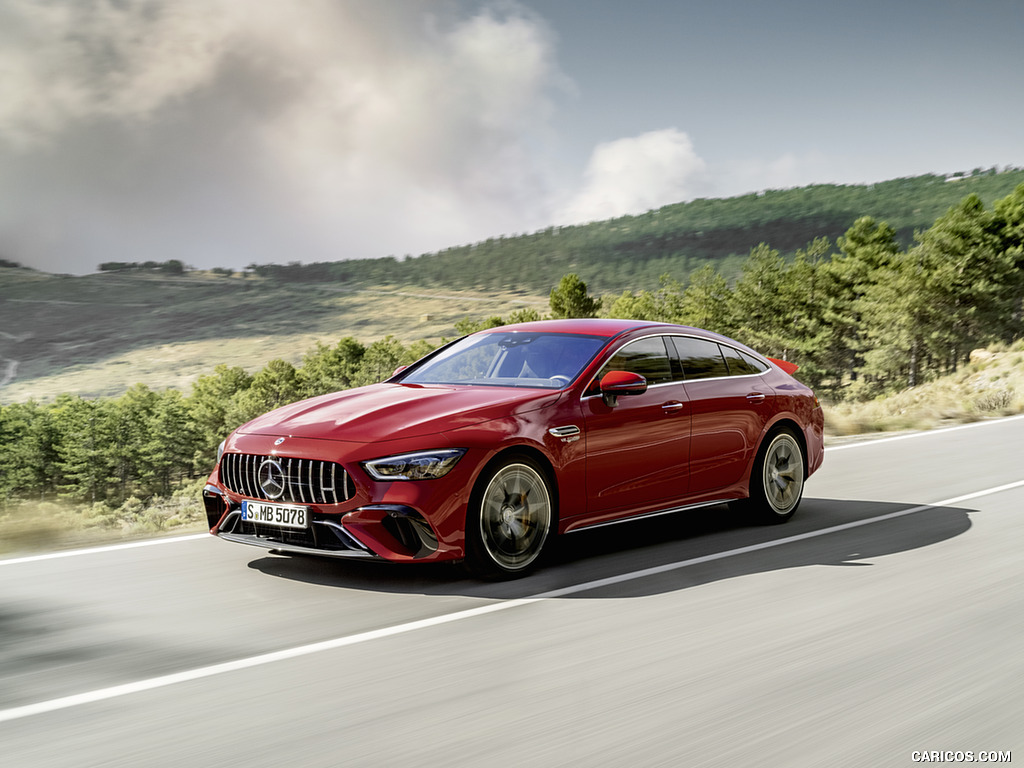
241, 501, 310, 530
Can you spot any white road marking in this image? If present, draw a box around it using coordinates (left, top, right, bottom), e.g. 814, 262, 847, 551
0, 534, 210, 566
537, 478, 1024, 598
825, 413, 1024, 451
2, 478, 1022, 725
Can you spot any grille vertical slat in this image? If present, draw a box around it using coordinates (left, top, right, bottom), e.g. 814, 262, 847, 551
290, 457, 299, 503
249, 454, 259, 499
290, 459, 299, 503
242, 454, 252, 498
283, 457, 291, 502
247, 454, 258, 500
219, 453, 351, 505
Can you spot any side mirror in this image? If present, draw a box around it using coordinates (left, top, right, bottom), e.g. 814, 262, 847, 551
599, 370, 647, 407
391, 365, 409, 377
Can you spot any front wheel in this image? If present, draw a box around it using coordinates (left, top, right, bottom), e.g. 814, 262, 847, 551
465, 457, 553, 579
747, 430, 805, 523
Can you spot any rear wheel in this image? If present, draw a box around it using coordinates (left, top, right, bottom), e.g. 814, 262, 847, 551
465, 457, 553, 579
747, 429, 805, 523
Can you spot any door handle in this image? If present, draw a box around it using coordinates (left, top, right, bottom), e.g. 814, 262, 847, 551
662, 401, 685, 413
746, 392, 766, 404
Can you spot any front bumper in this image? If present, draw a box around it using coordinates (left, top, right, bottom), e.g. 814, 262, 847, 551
203, 447, 468, 564
214, 505, 377, 559
204, 431, 492, 563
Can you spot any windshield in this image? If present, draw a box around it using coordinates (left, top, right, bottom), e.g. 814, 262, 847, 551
401, 332, 606, 389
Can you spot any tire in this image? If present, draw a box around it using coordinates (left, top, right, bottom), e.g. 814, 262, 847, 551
746, 429, 805, 524
465, 456, 553, 579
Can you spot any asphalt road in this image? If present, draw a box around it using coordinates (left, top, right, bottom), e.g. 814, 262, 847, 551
2, 417, 1022, 767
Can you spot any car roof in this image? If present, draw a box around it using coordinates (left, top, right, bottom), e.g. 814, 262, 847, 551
477, 318, 765, 359
478, 318, 685, 338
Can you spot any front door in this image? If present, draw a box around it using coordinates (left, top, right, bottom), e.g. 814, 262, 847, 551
580, 336, 691, 522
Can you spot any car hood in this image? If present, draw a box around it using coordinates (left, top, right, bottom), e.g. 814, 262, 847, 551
236, 383, 562, 443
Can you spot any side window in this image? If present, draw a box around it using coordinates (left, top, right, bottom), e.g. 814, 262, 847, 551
721, 345, 769, 376
591, 336, 674, 393
671, 336, 729, 380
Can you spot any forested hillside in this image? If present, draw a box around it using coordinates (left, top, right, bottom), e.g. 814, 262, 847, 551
603, 181, 1024, 396
229, 169, 1024, 292
3, 170, 1024, 529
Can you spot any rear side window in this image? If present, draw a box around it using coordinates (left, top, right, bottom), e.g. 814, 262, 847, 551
671, 337, 729, 380
721, 345, 769, 375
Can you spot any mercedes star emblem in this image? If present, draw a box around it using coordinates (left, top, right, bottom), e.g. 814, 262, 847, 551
257, 458, 286, 500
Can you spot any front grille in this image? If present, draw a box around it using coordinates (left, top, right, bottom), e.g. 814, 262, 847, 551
220, 453, 354, 505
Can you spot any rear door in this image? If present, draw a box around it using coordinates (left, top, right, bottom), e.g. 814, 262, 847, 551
670, 336, 774, 494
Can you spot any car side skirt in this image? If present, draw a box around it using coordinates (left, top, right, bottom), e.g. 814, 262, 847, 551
563, 498, 735, 534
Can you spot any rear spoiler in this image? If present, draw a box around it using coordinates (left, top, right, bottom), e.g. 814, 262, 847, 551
767, 357, 799, 375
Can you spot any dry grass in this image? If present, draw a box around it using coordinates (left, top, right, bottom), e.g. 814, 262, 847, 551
0, 479, 209, 555
824, 343, 1024, 436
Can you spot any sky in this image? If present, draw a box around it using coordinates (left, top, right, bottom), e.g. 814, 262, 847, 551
1, 0, 1021, 275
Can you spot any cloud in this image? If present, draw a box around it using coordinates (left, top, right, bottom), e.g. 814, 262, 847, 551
557, 129, 708, 225
0, 0, 566, 273
0, 0, 235, 147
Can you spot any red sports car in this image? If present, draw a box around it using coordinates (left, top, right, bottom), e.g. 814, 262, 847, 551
203, 319, 824, 578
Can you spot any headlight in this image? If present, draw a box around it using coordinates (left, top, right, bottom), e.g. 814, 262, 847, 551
362, 449, 467, 481
216, 439, 226, 463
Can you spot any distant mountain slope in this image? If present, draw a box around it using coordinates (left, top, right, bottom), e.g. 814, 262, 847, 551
0, 270, 543, 402
5, 167, 1023, 402
252, 168, 1024, 292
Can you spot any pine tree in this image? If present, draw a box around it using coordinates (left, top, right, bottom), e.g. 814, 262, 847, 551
729, 244, 792, 357
678, 265, 731, 332
549, 274, 602, 318
141, 390, 200, 496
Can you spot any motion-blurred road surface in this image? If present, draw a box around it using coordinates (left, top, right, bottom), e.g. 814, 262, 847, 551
2, 417, 1022, 767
